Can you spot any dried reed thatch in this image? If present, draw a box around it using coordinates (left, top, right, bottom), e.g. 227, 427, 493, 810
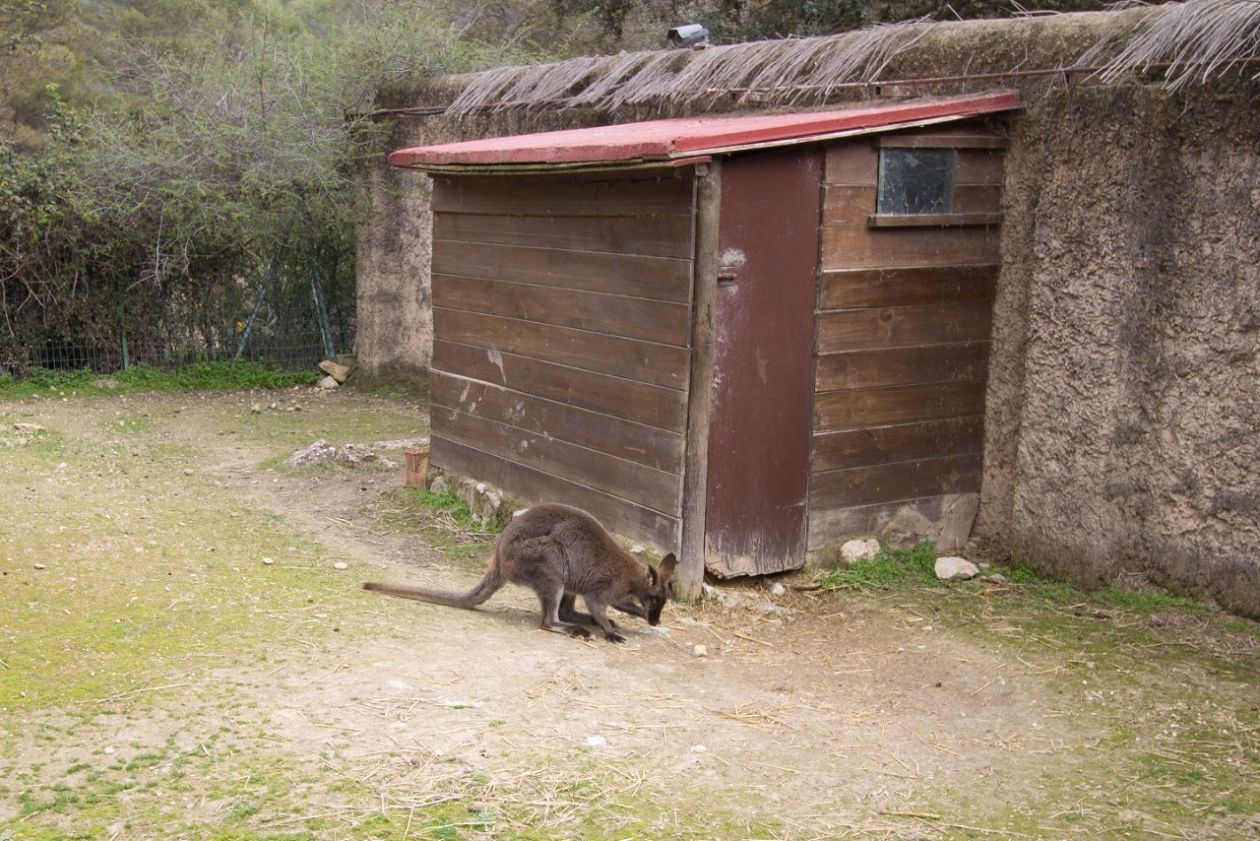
445, 21, 934, 115
1084, 0, 1260, 89
443, 0, 1260, 115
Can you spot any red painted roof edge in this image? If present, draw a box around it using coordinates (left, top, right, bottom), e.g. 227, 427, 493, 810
388, 90, 1020, 170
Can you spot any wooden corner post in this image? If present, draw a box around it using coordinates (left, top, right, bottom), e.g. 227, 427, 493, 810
677, 162, 720, 602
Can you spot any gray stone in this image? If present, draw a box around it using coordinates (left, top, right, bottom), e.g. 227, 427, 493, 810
935, 556, 980, 580
770, 582, 787, 597
316, 375, 339, 390
933, 493, 980, 553
880, 506, 934, 548
334, 444, 380, 466
981, 573, 1009, 585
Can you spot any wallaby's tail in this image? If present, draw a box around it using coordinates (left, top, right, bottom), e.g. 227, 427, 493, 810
362, 565, 503, 609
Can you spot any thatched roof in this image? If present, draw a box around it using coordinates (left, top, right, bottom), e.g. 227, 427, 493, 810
444, 0, 1260, 116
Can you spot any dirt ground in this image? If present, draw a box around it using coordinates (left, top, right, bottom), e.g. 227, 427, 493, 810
1, 388, 1257, 840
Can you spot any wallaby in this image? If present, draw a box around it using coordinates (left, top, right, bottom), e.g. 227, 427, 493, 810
362, 503, 676, 643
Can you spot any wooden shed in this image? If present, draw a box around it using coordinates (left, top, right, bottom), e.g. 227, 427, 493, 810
390, 90, 1019, 593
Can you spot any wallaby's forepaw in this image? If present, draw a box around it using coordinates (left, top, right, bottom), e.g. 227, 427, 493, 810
604, 630, 626, 644
566, 624, 593, 640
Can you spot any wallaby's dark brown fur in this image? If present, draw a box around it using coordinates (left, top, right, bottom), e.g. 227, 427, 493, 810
362, 503, 676, 643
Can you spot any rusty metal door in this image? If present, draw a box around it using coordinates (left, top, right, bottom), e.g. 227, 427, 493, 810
703, 148, 822, 577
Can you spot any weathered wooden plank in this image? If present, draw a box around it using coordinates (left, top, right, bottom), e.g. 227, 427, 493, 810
867, 213, 1002, 228
430, 370, 684, 473
809, 452, 983, 510
824, 143, 877, 186
432, 405, 681, 516
434, 307, 688, 389
678, 162, 720, 599
955, 150, 1004, 185
822, 184, 876, 222
431, 436, 681, 552
433, 240, 693, 303
814, 382, 988, 431
431, 173, 693, 217
433, 275, 690, 347
811, 416, 985, 472
432, 340, 687, 432
816, 302, 992, 353
433, 212, 693, 259
954, 184, 1002, 214
807, 494, 949, 550
815, 343, 990, 391
820, 224, 1000, 270
879, 134, 1008, 149
819, 265, 998, 310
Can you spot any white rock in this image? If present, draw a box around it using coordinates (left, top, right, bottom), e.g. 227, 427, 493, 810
33, 563, 46, 570
282, 440, 337, 468
261, 557, 274, 565
333, 562, 349, 570
692, 644, 708, 658
584, 735, 608, 748
840, 538, 881, 564
630, 544, 646, 555
770, 582, 787, 597
690, 744, 707, 753
316, 375, 339, 390
13, 423, 43, 433
935, 556, 979, 580
318, 360, 352, 383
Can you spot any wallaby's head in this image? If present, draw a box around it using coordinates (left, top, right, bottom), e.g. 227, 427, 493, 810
640, 553, 677, 626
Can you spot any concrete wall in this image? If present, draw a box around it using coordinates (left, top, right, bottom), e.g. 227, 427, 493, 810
354, 23, 1260, 616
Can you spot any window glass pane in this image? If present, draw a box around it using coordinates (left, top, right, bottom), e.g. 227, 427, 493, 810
877, 149, 955, 214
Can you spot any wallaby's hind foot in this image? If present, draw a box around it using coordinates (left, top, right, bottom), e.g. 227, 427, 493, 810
541, 620, 592, 640
541, 586, 593, 640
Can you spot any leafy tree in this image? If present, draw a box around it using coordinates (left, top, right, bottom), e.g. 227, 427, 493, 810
0, 0, 532, 373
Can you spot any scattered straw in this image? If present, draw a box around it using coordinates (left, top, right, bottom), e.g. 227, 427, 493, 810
733, 630, 775, 647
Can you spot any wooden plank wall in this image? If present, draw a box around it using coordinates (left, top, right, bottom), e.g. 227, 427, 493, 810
428, 171, 696, 551
809, 123, 1004, 549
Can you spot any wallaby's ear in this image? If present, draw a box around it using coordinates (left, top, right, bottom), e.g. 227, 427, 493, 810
657, 553, 677, 584
647, 565, 658, 587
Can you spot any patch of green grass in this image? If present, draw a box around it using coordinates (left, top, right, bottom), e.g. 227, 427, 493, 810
1093, 586, 1202, 613
814, 541, 937, 590
0, 362, 315, 399
407, 487, 483, 530
370, 487, 504, 562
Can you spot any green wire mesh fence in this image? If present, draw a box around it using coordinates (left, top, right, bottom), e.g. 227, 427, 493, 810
3, 250, 354, 379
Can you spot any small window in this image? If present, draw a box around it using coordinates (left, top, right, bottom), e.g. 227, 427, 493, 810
877, 149, 955, 214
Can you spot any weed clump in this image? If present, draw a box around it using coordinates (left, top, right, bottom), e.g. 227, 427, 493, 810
815, 541, 937, 590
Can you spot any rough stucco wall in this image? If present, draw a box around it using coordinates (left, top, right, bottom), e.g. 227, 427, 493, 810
981, 82, 1260, 617
354, 156, 433, 386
